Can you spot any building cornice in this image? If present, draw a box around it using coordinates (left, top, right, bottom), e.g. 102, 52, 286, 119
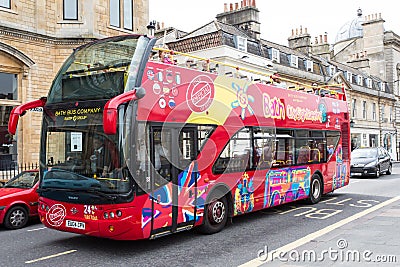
0, 25, 96, 46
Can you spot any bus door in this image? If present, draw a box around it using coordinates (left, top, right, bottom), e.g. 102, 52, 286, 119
150, 125, 198, 235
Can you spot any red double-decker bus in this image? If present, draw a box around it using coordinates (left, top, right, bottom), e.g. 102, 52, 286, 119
8, 35, 350, 240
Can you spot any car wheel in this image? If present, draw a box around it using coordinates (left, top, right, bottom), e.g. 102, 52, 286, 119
306, 174, 323, 204
4, 206, 29, 230
375, 166, 380, 178
198, 192, 228, 234
386, 164, 392, 175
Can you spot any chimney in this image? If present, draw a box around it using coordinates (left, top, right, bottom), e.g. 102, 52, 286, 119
288, 26, 311, 55
216, 0, 261, 40
252, 0, 256, 7
312, 33, 331, 60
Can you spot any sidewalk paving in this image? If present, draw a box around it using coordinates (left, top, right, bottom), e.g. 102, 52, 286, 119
265, 198, 400, 266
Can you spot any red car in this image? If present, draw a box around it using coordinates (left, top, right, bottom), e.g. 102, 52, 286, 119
0, 170, 39, 229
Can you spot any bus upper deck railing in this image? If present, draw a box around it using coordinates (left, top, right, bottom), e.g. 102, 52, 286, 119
152, 47, 346, 101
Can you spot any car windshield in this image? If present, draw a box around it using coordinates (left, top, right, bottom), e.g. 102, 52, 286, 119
4, 171, 38, 189
351, 148, 377, 158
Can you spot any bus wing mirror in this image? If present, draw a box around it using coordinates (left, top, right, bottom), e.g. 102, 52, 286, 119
8, 97, 47, 135
103, 87, 145, 135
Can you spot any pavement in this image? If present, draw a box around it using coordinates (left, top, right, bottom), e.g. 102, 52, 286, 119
263, 196, 400, 266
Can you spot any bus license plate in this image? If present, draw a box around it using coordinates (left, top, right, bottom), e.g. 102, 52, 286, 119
66, 220, 85, 230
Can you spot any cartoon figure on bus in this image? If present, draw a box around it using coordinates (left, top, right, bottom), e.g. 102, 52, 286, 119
234, 172, 255, 215
332, 145, 348, 190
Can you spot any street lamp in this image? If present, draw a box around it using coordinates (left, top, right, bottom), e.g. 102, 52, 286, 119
350, 120, 355, 127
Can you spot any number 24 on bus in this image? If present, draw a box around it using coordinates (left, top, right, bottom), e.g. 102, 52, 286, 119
8, 35, 350, 240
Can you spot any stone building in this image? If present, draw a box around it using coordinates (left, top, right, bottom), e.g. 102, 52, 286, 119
159, 2, 400, 159
0, 0, 149, 167
331, 9, 400, 159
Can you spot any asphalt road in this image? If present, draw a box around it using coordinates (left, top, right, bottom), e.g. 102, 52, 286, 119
1, 166, 399, 267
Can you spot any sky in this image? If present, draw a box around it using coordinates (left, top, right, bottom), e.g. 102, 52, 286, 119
149, 0, 399, 45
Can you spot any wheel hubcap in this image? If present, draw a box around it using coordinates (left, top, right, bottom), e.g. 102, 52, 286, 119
10, 210, 26, 227
209, 200, 225, 225
312, 179, 320, 199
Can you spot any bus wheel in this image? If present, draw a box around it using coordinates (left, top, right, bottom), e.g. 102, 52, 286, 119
307, 174, 322, 204
198, 194, 228, 234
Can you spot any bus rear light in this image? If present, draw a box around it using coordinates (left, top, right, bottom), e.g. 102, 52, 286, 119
110, 212, 115, 218
104, 213, 109, 219
116, 210, 122, 217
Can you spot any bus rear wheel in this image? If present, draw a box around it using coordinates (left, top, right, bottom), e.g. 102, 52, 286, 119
307, 174, 322, 204
198, 194, 228, 234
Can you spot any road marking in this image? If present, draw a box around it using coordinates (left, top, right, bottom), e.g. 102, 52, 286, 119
25, 250, 77, 264
27, 227, 47, 232
239, 195, 400, 267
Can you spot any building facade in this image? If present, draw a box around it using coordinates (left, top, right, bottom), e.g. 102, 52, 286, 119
159, 3, 400, 159
0, 0, 149, 167
331, 10, 400, 159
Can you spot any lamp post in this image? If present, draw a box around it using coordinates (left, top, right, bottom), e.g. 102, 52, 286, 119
350, 119, 355, 128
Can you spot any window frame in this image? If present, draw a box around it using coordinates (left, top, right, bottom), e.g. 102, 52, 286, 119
110, 0, 121, 28
63, 0, 78, 21
0, 0, 10, 9
362, 101, 367, 119
123, 0, 133, 31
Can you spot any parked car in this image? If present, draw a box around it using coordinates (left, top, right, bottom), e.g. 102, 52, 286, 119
0, 170, 39, 229
350, 147, 392, 178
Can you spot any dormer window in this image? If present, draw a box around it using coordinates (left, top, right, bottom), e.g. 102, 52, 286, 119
271, 48, 280, 63
378, 82, 383, 91
346, 71, 352, 81
367, 78, 372, 88
329, 65, 336, 76
234, 36, 247, 52
290, 55, 298, 68
357, 75, 363, 85
306, 60, 313, 72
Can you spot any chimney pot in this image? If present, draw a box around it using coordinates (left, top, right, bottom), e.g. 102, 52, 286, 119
291, 29, 294, 36
162, 22, 165, 29
224, 3, 228, 12
300, 26, 303, 34
379, 13, 382, 19
235, 2, 239, 10
315, 36, 318, 44
295, 28, 298, 35
319, 35, 323, 43
305, 27, 308, 34
252, 0, 256, 6
241, 0, 244, 8
324, 34, 327, 43
230, 3, 233, 11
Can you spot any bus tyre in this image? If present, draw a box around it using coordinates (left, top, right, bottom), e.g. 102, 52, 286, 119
4, 206, 29, 230
307, 175, 322, 204
198, 193, 228, 234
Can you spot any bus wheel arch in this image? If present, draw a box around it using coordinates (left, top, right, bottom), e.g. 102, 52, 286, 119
198, 184, 232, 234
307, 172, 323, 204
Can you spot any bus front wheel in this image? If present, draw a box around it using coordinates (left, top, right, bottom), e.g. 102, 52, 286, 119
307, 174, 323, 204
198, 193, 228, 234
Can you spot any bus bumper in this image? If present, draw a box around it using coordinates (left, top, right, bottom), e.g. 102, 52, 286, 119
38, 199, 146, 240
